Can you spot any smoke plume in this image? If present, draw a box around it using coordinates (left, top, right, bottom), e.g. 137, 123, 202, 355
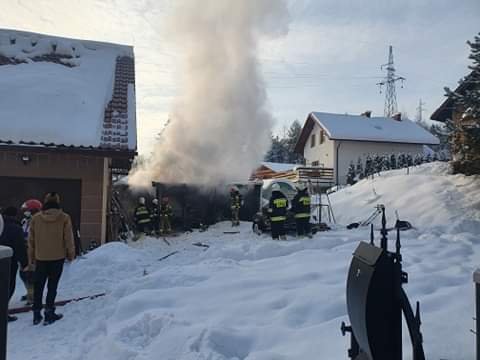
129, 0, 290, 188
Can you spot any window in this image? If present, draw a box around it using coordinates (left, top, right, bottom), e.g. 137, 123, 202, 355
319, 130, 325, 144
312, 161, 320, 167
310, 133, 316, 148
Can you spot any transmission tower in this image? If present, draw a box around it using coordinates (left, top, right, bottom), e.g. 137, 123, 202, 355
377, 45, 406, 117
416, 99, 426, 122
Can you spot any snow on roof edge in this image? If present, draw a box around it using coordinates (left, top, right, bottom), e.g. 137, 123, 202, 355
0, 28, 134, 57
310, 111, 440, 145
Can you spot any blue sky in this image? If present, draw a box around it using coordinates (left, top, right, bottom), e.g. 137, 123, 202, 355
1, 0, 478, 153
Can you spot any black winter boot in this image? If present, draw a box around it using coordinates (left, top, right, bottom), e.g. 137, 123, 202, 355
33, 311, 43, 325
7, 315, 18, 322
43, 308, 63, 326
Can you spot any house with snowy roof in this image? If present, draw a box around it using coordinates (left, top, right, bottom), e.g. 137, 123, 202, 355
294, 111, 439, 185
0, 29, 137, 248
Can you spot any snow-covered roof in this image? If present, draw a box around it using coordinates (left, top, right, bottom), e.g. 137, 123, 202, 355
261, 162, 298, 172
310, 112, 439, 145
0, 29, 136, 151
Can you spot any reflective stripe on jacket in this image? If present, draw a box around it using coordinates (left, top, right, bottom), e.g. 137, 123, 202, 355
269, 191, 288, 222
292, 191, 311, 219
134, 205, 151, 225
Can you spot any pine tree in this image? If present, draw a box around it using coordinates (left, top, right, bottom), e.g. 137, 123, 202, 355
356, 157, 364, 179
382, 154, 390, 171
365, 154, 373, 177
414, 154, 422, 166
373, 154, 383, 174
390, 153, 397, 169
264, 135, 288, 163
285, 120, 304, 163
444, 32, 480, 174
346, 161, 356, 185
398, 153, 406, 168
406, 154, 413, 167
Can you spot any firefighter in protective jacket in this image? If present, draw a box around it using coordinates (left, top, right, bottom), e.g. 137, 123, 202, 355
151, 198, 160, 235
268, 183, 289, 240
292, 184, 311, 237
160, 197, 173, 234
230, 187, 242, 227
134, 197, 151, 234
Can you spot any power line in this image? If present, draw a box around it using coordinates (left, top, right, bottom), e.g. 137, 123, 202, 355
416, 98, 426, 122
376, 45, 406, 117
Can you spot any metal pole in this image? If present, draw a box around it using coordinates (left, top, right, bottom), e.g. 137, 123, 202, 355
0, 245, 13, 360
473, 270, 480, 360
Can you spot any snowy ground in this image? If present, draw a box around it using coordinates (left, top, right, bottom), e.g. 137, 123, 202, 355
8, 162, 480, 360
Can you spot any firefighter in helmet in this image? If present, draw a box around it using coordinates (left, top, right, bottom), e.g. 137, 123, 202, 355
151, 198, 160, 236
230, 186, 243, 227
268, 183, 288, 240
160, 197, 173, 234
292, 183, 312, 238
134, 197, 151, 235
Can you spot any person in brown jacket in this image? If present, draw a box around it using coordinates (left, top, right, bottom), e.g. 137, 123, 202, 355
28, 192, 75, 325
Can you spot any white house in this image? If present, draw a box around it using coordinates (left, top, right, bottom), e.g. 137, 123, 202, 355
294, 111, 439, 185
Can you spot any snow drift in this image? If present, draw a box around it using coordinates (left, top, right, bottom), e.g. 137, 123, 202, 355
128, 0, 290, 188
8, 163, 480, 360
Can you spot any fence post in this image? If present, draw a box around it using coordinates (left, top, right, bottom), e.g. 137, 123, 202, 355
474, 269, 480, 360
0, 245, 12, 360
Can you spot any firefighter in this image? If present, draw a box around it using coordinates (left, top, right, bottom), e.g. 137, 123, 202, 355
134, 197, 151, 235
230, 186, 242, 227
160, 197, 173, 234
268, 183, 288, 240
292, 184, 312, 238
151, 198, 160, 236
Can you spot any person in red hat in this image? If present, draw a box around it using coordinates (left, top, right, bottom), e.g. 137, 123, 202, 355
19, 199, 43, 305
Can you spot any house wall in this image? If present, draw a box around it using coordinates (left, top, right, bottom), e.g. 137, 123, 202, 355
303, 122, 335, 168
333, 140, 424, 184
0, 148, 109, 249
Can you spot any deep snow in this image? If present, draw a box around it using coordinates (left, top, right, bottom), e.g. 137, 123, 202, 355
7, 162, 480, 360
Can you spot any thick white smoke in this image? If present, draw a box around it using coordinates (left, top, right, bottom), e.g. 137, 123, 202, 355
129, 0, 290, 188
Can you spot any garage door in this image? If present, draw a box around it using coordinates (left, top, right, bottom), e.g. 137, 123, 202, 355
0, 176, 82, 235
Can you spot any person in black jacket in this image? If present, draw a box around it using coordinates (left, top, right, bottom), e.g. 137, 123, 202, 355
133, 197, 152, 235
151, 198, 160, 236
268, 184, 289, 240
0, 207, 28, 322
292, 184, 312, 238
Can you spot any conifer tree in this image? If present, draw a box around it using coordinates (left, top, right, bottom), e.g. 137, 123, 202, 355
346, 161, 356, 185
356, 157, 364, 179
444, 32, 480, 174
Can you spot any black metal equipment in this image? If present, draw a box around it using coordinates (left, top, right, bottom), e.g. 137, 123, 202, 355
0, 245, 12, 360
474, 269, 480, 360
341, 207, 425, 360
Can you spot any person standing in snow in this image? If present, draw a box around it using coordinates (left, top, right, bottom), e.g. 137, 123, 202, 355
29, 192, 75, 325
133, 197, 151, 235
230, 186, 243, 227
0, 206, 29, 322
150, 198, 160, 236
268, 184, 289, 240
20, 199, 43, 305
292, 184, 312, 238
160, 197, 173, 235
